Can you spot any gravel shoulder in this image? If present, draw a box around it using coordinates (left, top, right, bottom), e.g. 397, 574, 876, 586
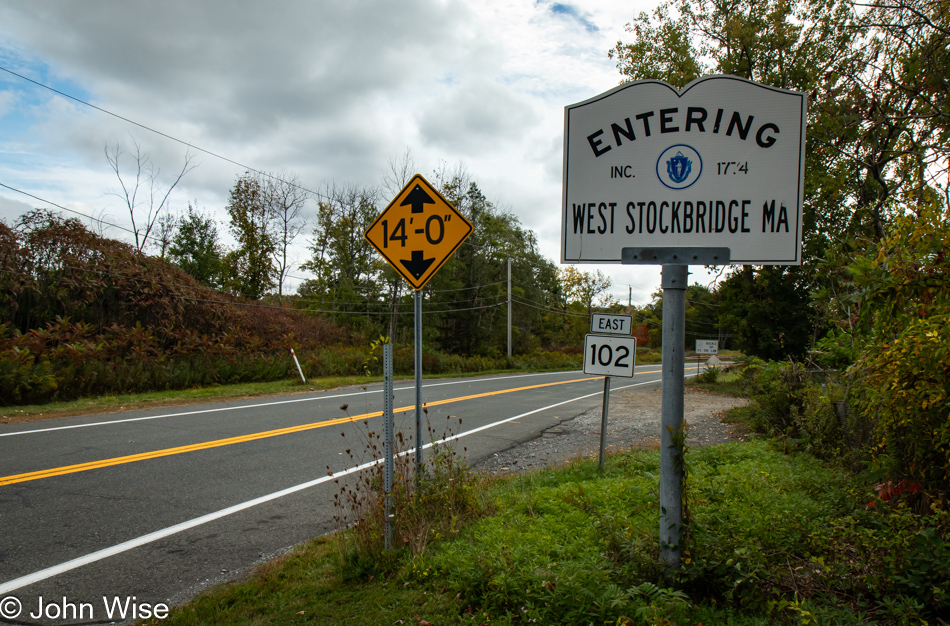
475, 384, 749, 475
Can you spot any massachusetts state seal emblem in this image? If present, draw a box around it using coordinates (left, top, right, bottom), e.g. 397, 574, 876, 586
656, 144, 702, 190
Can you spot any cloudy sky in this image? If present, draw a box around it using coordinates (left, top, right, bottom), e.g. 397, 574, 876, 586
0, 0, 721, 306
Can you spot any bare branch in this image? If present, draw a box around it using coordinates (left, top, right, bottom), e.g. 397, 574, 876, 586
104, 137, 196, 252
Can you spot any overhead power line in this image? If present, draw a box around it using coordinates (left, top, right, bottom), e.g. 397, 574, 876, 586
685, 297, 722, 308
182, 297, 505, 316
0, 181, 137, 236
428, 280, 507, 293
0, 64, 330, 201
291, 292, 508, 309
511, 296, 589, 318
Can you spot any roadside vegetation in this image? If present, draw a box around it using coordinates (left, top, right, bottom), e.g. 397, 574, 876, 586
144, 362, 950, 625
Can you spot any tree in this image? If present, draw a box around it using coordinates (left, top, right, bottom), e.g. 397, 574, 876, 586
559, 267, 613, 319
263, 172, 309, 303
610, 0, 860, 359
716, 266, 817, 360
809, 0, 950, 243
105, 137, 195, 253
168, 203, 223, 289
300, 183, 382, 328
684, 283, 725, 349
425, 177, 561, 356
224, 173, 276, 300
152, 210, 178, 261
608, 2, 701, 88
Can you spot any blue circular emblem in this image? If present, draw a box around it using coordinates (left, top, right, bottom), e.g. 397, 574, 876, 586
656, 144, 702, 190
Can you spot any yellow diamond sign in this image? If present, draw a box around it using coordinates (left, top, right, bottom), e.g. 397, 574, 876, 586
365, 174, 473, 291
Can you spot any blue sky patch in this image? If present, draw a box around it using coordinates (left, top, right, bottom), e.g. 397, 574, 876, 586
548, 3, 598, 33
0, 47, 94, 139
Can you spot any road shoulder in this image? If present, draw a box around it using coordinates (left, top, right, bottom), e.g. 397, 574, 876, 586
476, 385, 749, 475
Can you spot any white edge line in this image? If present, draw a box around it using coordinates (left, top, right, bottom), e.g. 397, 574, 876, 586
0, 371, 592, 438
0, 376, 665, 595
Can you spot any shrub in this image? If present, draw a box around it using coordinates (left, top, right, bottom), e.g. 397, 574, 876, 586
695, 365, 721, 384
332, 415, 489, 578
741, 360, 859, 462
853, 311, 950, 490
0, 211, 348, 404
846, 203, 950, 490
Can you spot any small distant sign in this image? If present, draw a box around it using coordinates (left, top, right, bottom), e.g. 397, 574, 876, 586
584, 334, 636, 377
695, 340, 719, 354
706, 355, 723, 367
590, 313, 632, 336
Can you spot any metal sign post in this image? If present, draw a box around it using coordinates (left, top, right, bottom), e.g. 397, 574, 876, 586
383, 343, 394, 552
659, 264, 687, 567
584, 324, 636, 471
620, 248, 728, 568
599, 376, 611, 471
414, 290, 422, 478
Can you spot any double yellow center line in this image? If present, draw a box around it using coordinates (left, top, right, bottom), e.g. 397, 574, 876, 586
1, 374, 637, 487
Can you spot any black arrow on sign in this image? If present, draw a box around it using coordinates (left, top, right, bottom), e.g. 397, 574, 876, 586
401, 250, 435, 279
401, 185, 435, 214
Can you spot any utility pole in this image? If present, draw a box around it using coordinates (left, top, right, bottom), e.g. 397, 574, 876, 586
507, 257, 512, 359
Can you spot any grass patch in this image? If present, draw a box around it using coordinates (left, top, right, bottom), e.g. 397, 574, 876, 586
686, 364, 746, 398
721, 404, 760, 430
687, 370, 745, 397
0, 376, 356, 423
141, 536, 470, 626
0, 368, 576, 424
146, 441, 950, 625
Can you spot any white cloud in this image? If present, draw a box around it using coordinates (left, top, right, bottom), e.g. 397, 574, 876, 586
417, 77, 537, 155
0, 0, 670, 302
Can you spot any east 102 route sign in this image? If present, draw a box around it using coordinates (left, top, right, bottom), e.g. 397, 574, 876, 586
365, 174, 473, 291
584, 334, 637, 378
590, 313, 633, 336
562, 75, 807, 265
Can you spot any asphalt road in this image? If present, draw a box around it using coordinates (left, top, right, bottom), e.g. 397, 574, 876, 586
0, 366, 665, 623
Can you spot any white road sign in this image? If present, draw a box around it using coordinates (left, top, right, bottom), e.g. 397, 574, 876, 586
695, 340, 719, 354
591, 313, 633, 336
562, 75, 806, 265
584, 334, 637, 378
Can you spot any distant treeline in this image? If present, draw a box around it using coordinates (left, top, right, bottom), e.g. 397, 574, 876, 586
0, 211, 586, 404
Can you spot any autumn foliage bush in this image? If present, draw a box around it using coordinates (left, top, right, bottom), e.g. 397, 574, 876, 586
0, 210, 344, 404
848, 204, 950, 492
